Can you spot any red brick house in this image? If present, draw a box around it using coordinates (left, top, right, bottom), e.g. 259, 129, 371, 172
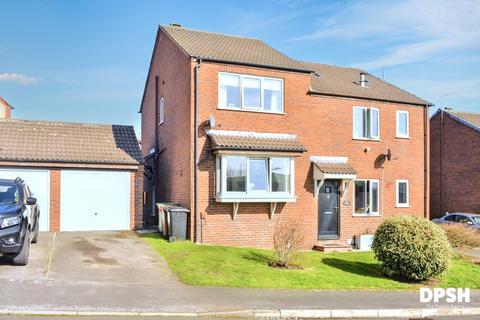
140, 25, 431, 249
430, 109, 480, 218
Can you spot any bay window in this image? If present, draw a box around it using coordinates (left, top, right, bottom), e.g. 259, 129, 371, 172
353, 107, 380, 140
216, 155, 294, 201
248, 158, 268, 191
354, 179, 379, 215
218, 72, 284, 113
271, 157, 291, 192
226, 156, 246, 192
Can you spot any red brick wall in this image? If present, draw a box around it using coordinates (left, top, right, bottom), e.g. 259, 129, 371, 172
132, 167, 144, 229
5, 106, 11, 119
430, 112, 480, 218
49, 169, 61, 231
190, 62, 427, 248
141, 28, 192, 216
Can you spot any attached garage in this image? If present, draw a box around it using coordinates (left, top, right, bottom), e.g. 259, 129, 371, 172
0, 168, 50, 231
60, 170, 131, 231
0, 119, 144, 232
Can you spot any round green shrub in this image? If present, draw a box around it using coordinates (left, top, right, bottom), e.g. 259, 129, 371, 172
372, 215, 452, 282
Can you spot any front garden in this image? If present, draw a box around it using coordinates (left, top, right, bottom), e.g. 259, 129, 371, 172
142, 234, 480, 290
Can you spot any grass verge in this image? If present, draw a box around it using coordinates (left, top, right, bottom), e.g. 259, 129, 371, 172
142, 234, 480, 290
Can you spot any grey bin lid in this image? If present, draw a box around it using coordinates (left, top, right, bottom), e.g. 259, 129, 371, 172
156, 202, 189, 213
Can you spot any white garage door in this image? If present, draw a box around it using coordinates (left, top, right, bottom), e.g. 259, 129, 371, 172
60, 170, 131, 231
0, 168, 50, 231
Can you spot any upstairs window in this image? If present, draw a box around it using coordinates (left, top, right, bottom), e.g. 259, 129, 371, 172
396, 111, 409, 138
219, 72, 283, 113
242, 77, 261, 109
353, 107, 380, 140
219, 74, 241, 109
354, 179, 379, 215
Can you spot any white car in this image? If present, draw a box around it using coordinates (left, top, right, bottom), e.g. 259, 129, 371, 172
432, 213, 480, 229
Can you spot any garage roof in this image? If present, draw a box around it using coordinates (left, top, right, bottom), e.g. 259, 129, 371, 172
0, 119, 143, 165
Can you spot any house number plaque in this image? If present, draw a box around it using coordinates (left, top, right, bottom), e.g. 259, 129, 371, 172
343, 200, 351, 207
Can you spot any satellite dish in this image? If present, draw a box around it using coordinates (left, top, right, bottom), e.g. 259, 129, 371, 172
386, 149, 392, 161
209, 113, 215, 128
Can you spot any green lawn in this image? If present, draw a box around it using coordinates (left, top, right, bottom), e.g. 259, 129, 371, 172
142, 234, 480, 290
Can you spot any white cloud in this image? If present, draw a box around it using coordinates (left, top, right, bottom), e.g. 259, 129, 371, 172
0, 72, 38, 85
297, 0, 480, 69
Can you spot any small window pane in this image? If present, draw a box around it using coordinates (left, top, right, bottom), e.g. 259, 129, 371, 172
398, 182, 408, 204
248, 158, 268, 191
271, 158, 290, 192
371, 109, 379, 138
354, 181, 366, 214
398, 112, 408, 136
263, 79, 282, 112
370, 181, 379, 213
226, 156, 246, 192
243, 77, 261, 108
354, 108, 366, 138
219, 74, 240, 108
159, 97, 165, 124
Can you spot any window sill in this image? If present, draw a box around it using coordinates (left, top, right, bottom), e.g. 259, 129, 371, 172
352, 213, 381, 217
218, 106, 286, 115
396, 136, 410, 139
352, 138, 381, 142
396, 205, 411, 208
215, 195, 296, 203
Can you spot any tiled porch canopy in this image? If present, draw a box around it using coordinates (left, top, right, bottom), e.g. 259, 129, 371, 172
207, 129, 307, 153
311, 156, 358, 198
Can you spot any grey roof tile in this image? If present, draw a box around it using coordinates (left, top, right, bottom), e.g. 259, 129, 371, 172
0, 119, 143, 165
161, 25, 312, 73
302, 62, 429, 106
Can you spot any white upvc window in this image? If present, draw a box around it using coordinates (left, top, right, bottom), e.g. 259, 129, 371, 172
396, 111, 409, 138
159, 97, 165, 125
353, 107, 380, 140
396, 180, 410, 207
218, 72, 284, 113
353, 179, 380, 216
216, 154, 294, 201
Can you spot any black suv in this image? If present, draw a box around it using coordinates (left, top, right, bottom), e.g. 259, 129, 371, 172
0, 178, 40, 265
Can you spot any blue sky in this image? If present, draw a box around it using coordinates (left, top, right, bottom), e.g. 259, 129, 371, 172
1, 0, 479, 135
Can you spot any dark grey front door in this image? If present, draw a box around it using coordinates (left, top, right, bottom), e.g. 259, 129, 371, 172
318, 180, 340, 239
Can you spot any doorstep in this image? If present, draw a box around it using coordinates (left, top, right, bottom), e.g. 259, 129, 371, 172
313, 241, 353, 252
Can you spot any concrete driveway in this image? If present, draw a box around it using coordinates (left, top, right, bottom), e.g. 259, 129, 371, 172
0, 231, 180, 286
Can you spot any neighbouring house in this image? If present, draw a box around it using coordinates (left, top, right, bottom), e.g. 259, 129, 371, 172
140, 25, 431, 249
0, 117, 144, 232
430, 108, 480, 218
0, 97, 13, 119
